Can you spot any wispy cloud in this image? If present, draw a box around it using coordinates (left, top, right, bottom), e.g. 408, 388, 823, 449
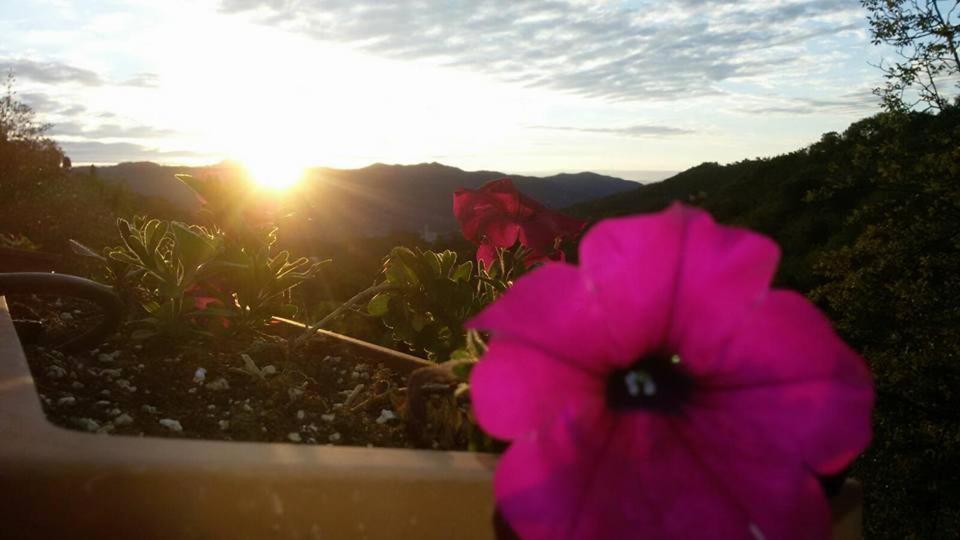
0, 58, 102, 86
60, 141, 205, 164
529, 124, 694, 137
738, 89, 878, 115
122, 72, 160, 88
220, 0, 864, 102
21, 92, 86, 116
51, 122, 176, 139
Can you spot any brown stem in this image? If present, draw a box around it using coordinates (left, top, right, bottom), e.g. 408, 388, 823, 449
292, 282, 395, 348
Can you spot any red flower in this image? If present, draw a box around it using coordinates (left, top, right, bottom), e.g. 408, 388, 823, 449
453, 178, 585, 268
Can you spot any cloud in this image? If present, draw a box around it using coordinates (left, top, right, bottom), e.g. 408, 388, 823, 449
20, 92, 86, 116
60, 141, 205, 163
51, 122, 176, 139
529, 124, 694, 137
220, 0, 865, 102
0, 58, 102, 86
122, 72, 160, 88
738, 89, 879, 115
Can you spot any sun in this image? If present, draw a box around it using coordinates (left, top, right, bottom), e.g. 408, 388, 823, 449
242, 155, 308, 191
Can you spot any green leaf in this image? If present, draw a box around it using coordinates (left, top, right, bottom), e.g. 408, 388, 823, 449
450, 359, 477, 379
421, 249, 442, 278
391, 247, 423, 286
68, 239, 105, 260
130, 329, 158, 340
367, 293, 392, 316
452, 261, 473, 282
171, 221, 217, 272
411, 312, 426, 332
438, 250, 458, 277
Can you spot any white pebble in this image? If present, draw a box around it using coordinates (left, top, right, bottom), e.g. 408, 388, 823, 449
328, 432, 341, 442
57, 396, 76, 406
193, 367, 207, 384
159, 418, 183, 432
296, 410, 305, 420
321, 414, 335, 422
261, 365, 277, 376
375, 409, 397, 424
287, 432, 302, 443
141, 405, 158, 414
60, 312, 73, 321
114, 413, 134, 426
71, 381, 84, 389
218, 420, 230, 430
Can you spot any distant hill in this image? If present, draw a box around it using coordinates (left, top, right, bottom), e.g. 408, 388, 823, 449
566, 150, 850, 291
76, 161, 636, 240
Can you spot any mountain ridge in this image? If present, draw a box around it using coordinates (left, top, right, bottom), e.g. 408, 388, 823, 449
76, 160, 638, 240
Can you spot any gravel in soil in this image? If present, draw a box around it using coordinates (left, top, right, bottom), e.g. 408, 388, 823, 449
8, 294, 466, 450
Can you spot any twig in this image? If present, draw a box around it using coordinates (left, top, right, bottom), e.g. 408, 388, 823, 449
292, 282, 395, 348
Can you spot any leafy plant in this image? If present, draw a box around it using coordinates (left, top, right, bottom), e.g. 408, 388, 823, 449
211, 226, 326, 329
106, 216, 225, 340
366, 247, 477, 361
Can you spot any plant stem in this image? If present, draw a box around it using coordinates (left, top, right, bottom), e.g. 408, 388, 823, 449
293, 282, 395, 347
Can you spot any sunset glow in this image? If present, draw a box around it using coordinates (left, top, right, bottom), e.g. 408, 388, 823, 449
0, 0, 883, 174
241, 155, 307, 191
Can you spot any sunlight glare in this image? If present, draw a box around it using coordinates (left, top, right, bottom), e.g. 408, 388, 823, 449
242, 154, 308, 191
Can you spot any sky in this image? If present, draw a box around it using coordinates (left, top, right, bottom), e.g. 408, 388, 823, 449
1, 0, 887, 179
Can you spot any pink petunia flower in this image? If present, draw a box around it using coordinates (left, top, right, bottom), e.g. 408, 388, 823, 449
467, 203, 874, 540
454, 178, 585, 269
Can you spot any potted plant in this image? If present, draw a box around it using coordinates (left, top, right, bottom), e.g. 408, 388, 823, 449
0, 178, 868, 539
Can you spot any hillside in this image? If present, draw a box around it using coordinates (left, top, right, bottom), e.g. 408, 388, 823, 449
79, 161, 637, 240
568, 144, 852, 291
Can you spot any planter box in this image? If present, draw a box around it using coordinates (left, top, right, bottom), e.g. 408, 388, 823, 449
0, 297, 862, 539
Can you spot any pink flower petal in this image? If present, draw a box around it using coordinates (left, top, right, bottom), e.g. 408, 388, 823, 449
672, 413, 833, 540
691, 290, 874, 474
577, 203, 690, 360
467, 263, 624, 372
666, 207, 780, 368
496, 408, 829, 540
470, 341, 603, 440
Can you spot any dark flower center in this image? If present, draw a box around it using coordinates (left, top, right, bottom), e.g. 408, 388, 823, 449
606, 353, 693, 413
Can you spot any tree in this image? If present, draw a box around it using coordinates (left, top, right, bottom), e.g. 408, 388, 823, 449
863, 0, 960, 111
0, 72, 65, 196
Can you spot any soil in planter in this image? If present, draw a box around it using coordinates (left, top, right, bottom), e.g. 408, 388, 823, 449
8, 294, 471, 451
